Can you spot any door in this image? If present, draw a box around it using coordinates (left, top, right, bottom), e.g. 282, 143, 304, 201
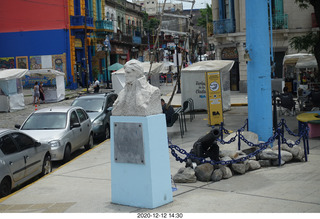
0, 135, 25, 182
76, 108, 91, 146
11, 133, 43, 177
69, 110, 82, 151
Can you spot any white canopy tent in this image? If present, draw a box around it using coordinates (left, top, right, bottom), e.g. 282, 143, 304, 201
181, 60, 235, 111
295, 55, 318, 69
111, 62, 164, 94
0, 69, 28, 112
26, 69, 65, 102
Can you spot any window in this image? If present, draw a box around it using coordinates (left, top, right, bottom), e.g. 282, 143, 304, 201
107, 94, 118, 108
0, 135, 19, 155
70, 111, 80, 126
76, 109, 88, 123
11, 133, 35, 151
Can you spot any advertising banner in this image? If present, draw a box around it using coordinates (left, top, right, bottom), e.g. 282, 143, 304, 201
205, 71, 223, 125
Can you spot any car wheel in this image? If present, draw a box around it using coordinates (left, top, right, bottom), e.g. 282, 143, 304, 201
85, 134, 93, 150
0, 177, 11, 198
63, 145, 71, 163
41, 155, 52, 176
105, 125, 110, 140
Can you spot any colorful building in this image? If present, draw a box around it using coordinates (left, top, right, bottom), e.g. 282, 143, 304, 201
0, 0, 112, 89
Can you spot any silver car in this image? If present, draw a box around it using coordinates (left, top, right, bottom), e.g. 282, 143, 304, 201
0, 129, 52, 198
15, 106, 93, 162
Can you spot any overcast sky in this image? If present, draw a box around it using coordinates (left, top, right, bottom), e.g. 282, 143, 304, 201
127, 0, 211, 10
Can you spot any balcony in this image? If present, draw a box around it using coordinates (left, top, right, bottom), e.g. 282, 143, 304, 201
213, 19, 235, 35
95, 20, 113, 32
272, 14, 288, 30
70, 15, 94, 27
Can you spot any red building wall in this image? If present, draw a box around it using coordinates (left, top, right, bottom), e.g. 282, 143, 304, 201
0, 0, 69, 33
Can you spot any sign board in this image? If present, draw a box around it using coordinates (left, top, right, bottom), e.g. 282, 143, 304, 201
205, 71, 223, 125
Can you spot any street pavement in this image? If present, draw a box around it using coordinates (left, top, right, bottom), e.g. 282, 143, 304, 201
0, 82, 319, 215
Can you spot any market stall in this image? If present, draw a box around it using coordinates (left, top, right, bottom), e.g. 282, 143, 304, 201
181, 60, 234, 111
26, 69, 65, 102
111, 62, 163, 94
0, 69, 28, 112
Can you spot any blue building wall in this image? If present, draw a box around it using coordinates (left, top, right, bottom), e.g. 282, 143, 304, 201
0, 29, 73, 88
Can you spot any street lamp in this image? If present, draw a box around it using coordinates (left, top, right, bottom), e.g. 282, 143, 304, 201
174, 35, 181, 93
198, 41, 203, 61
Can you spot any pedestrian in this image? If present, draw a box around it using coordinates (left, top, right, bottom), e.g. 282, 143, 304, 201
33, 82, 40, 105
77, 72, 83, 88
93, 77, 100, 93
39, 82, 45, 104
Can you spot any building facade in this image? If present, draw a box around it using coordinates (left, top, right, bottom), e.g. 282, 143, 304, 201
0, 0, 145, 89
208, 0, 318, 92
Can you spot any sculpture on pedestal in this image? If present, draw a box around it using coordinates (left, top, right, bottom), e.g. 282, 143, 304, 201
112, 59, 162, 116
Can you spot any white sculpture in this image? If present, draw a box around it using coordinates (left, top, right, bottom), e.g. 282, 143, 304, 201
112, 59, 162, 116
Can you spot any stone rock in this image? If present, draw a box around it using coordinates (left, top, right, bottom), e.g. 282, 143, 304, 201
195, 163, 214, 182
231, 163, 246, 174
219, 165, 233, 179
221, 156, 232, 163
280, 150, 293, 162
242, 147, 258, 155
248, 160, 261, 170
173, 167, 197, 183
272, 159, 285, 166
211, 169, 223, 182
259, 159, 271, 167
292, 145, 305, 161
259, 149, 278, 160
220, 150, 239, 159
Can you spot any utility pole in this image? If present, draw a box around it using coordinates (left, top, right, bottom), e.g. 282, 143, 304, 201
84, 8, 89, 93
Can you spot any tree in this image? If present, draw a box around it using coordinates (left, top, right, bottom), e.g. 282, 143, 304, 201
290, 0, 320, 81
142, 12, 160, 34
197, 4, 213, 29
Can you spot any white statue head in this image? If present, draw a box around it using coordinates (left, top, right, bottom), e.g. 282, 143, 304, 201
124, 59, 144, 84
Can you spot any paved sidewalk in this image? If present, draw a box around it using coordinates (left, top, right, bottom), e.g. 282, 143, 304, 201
0, 83, 319, 214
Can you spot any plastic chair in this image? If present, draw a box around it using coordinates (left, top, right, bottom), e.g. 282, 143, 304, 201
187, 98, 195, 122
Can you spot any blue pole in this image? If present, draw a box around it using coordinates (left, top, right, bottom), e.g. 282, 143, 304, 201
245, 0, 273, 142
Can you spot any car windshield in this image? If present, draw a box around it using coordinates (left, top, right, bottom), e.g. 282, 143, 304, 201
72, 98, 105, 112
21, 113, 67, 130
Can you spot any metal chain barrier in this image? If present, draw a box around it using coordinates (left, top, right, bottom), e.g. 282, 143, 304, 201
168, 119, 309, 166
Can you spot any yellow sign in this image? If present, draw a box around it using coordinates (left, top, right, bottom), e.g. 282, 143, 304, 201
205, 71, 223, 125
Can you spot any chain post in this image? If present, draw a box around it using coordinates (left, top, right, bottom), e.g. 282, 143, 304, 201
277, 128, 282, 167
238, 130, 241, 151
246, 119, 249, 131
281, 119, 285, 144
220, 122, 224, 140
303, 135, 308, 162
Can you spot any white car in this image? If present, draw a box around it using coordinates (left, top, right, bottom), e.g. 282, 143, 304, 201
15, 106, 93, 162
0, 129, 52, 198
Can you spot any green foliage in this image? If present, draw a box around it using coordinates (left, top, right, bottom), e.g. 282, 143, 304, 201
142, 12, 160, 33
197, 4, 213, 28
290, 32, 319, 54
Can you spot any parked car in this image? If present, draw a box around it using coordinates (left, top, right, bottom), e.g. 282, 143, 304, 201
15, 106, 93, 162
71, 92, 118, 140
0, 129, 52, 198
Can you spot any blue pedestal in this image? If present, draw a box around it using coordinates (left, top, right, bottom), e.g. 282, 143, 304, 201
110, 114, 173, 209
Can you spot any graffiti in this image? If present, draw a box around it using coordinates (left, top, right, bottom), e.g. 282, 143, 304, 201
16, 56, 28, 69
30, 56, 42, 69
0, 57, 14, 69
52, 54, 66, 73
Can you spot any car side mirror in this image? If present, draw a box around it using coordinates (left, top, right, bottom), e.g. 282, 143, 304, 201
35, 141, 41, 147
15, 124, 21, 129
107, 107, 113, 111
71, 122, 81, 129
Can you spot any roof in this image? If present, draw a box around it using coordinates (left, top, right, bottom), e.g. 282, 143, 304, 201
26, 69, 65, 76
33, 106, 80, 113
181, 60, 235, 72
0, 69, 28, 80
